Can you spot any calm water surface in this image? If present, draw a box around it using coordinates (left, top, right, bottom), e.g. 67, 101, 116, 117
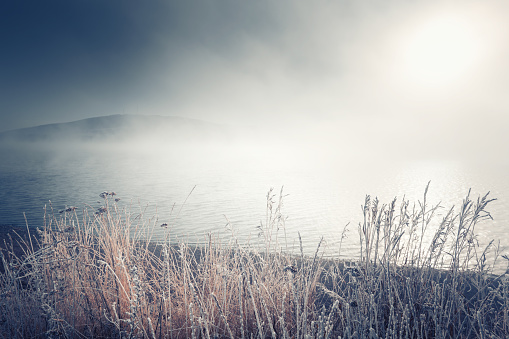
0, 142, 508, 271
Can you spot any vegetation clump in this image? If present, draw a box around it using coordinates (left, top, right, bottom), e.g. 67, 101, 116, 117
0, 185, 508, 338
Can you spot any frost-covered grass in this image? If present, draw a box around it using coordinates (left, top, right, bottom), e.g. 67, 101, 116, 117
0, 186, 508, 338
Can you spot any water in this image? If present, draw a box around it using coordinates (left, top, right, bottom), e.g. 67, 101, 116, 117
0, 140, 508, 272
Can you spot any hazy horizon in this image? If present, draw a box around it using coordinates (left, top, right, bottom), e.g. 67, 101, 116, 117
1, 0, 508, 167
1, 1, 509, 234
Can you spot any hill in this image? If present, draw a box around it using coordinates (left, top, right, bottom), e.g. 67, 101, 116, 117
0, 115, 232, 143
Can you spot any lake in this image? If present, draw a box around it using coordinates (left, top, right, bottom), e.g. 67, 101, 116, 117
0, 139, 508, 272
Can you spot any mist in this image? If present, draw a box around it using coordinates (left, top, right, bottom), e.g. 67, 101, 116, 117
2, 1, 509, 153
1, 0, 509, 254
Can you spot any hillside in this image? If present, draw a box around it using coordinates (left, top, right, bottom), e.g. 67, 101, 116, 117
0, 115, 232, 143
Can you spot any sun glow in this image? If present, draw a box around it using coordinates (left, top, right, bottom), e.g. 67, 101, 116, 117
401, 14, 482, 86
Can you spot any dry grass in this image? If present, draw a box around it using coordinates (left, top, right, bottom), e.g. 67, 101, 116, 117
0, 185, 508, 338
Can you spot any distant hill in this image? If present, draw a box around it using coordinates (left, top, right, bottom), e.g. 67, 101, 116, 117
0, 115, 232, 143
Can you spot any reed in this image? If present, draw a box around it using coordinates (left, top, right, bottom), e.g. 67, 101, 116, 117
0, 185, 508, 338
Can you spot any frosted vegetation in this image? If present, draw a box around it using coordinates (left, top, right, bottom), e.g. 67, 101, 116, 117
0, 185, 508, 338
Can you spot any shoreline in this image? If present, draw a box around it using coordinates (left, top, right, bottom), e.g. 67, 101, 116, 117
1, 214, 508, 337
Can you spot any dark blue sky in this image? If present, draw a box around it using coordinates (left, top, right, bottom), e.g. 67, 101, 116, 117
1, 1, 162, 129
1, 0, 508, 159
1, 0, 293, 131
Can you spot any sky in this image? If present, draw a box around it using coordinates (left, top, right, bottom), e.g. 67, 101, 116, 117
1, 0, 509, 161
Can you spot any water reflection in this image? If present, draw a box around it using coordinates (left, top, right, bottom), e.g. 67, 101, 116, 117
0, 142, 507, 273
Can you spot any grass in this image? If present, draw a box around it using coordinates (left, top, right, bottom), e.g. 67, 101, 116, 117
0, 185, 508, 338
